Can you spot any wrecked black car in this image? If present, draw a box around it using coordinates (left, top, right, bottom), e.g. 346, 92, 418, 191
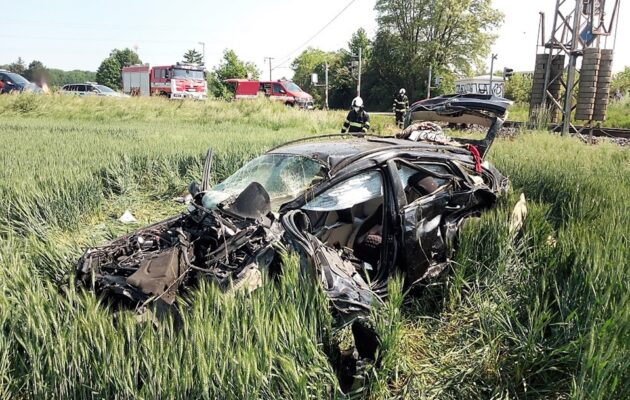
77, 94, 509, 329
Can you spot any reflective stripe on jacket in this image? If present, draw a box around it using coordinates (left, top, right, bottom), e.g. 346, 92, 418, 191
393, 94, 409, 112
341, 109, 371, 133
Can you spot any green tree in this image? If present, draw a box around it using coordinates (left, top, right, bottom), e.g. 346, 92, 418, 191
361, 30, 411, 109
290, 29, 374, 110
24, 60, 50, 84
291, 48, 338, 107
364, 0, 503, 109
96, 48, 141, 90
47, 69, 97, 88
348, 28, 372, 63
504, 72, 532, 103
7, 57, 27, 76
611, 66, 630, 96
208, 49, 260, 99
183, 49, 203, 65
338, 28, 373, 108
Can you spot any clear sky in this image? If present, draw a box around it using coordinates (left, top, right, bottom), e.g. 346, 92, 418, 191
1, 0, 628, 76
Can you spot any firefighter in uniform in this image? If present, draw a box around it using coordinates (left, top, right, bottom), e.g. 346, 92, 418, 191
341, 97, 370, 134
393, 88, 409, 128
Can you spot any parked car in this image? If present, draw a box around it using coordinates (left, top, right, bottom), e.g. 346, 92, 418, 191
0, 70, 43, 94
225, 79, 315, 109
77, 95, 508, 329
60, 82, 128, 97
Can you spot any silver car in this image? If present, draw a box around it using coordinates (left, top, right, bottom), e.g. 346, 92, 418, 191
60, 82, 127, 97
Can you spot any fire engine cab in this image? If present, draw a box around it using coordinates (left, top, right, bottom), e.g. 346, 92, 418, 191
122, 63, 207, 100
225, 79, 314, 109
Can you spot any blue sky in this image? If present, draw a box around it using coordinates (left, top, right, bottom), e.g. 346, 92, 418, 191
2, 0, 628, 76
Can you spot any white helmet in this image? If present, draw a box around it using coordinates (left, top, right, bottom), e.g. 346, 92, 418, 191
351, 96, 364, 109
399, 88, 406, 95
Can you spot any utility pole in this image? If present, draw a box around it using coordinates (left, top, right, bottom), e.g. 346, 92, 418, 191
350, 49, 363, 97
264, 57, 274, 81
325, 62, 329, 110
427, 65, 432, 99
357, 48, 362, 97
312, 62, 330, 110
198, 42, 206, 66
561, 3, 582, 136
489, 53, 498, 96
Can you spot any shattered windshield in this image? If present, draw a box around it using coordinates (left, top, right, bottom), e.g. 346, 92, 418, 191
203, 154, 324, 211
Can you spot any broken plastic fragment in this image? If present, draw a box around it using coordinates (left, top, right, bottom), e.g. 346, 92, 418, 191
172, 194, 193, 204
119, 210, 137, 224
509, 193, 528, 234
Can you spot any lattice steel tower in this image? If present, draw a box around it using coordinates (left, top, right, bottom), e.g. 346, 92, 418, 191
531, 0, 620, 135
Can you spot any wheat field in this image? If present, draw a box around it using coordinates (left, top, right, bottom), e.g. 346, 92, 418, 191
0, 94, 628, 399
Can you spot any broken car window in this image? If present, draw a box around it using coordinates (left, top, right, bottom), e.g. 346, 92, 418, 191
202, 154, 324, 211
397, 163, 448, 204
302, 171, 383, 211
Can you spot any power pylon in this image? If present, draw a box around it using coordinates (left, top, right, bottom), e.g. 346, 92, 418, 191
530, 0, 620, 135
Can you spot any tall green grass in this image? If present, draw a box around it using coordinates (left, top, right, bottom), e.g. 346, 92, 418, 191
388, 134, 629, 399
0, 95, 627, 398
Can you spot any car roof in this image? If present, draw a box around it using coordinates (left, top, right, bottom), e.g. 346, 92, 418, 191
268, 135, 464, 169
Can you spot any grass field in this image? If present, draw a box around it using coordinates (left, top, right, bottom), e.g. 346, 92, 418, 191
0, 94, 628, 399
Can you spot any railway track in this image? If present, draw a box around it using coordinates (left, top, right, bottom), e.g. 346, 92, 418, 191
503, 121, 630, 139
372, 113, 630, 141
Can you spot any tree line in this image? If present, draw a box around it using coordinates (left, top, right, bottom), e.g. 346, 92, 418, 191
211, 0, 505, 110
1, 57, 95, 88
4, 0, 628, 107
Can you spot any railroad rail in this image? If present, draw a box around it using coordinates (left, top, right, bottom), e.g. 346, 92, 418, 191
503, 121, 630, 139
371, 113, 630, 140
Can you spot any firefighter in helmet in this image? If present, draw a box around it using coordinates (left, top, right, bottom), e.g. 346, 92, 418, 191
393, 88, 409, 128
341, 97, 371, 134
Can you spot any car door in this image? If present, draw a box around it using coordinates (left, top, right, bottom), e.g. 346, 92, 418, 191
75, 84, 87, 96
0, 73, 6, 93
394, 159, 458, 284
280, 164, 400, 322
272, 83, 289, 102
0, 73, 16, 92
394, 156, 500, 285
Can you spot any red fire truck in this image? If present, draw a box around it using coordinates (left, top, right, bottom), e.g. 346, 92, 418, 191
225, 79, 314, 109
122, 63, 207, 99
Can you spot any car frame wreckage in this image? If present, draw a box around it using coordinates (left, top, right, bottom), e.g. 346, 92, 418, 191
76, 94, 510, 383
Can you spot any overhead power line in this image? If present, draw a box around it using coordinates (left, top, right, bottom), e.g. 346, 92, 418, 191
272, 0, 357, 70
